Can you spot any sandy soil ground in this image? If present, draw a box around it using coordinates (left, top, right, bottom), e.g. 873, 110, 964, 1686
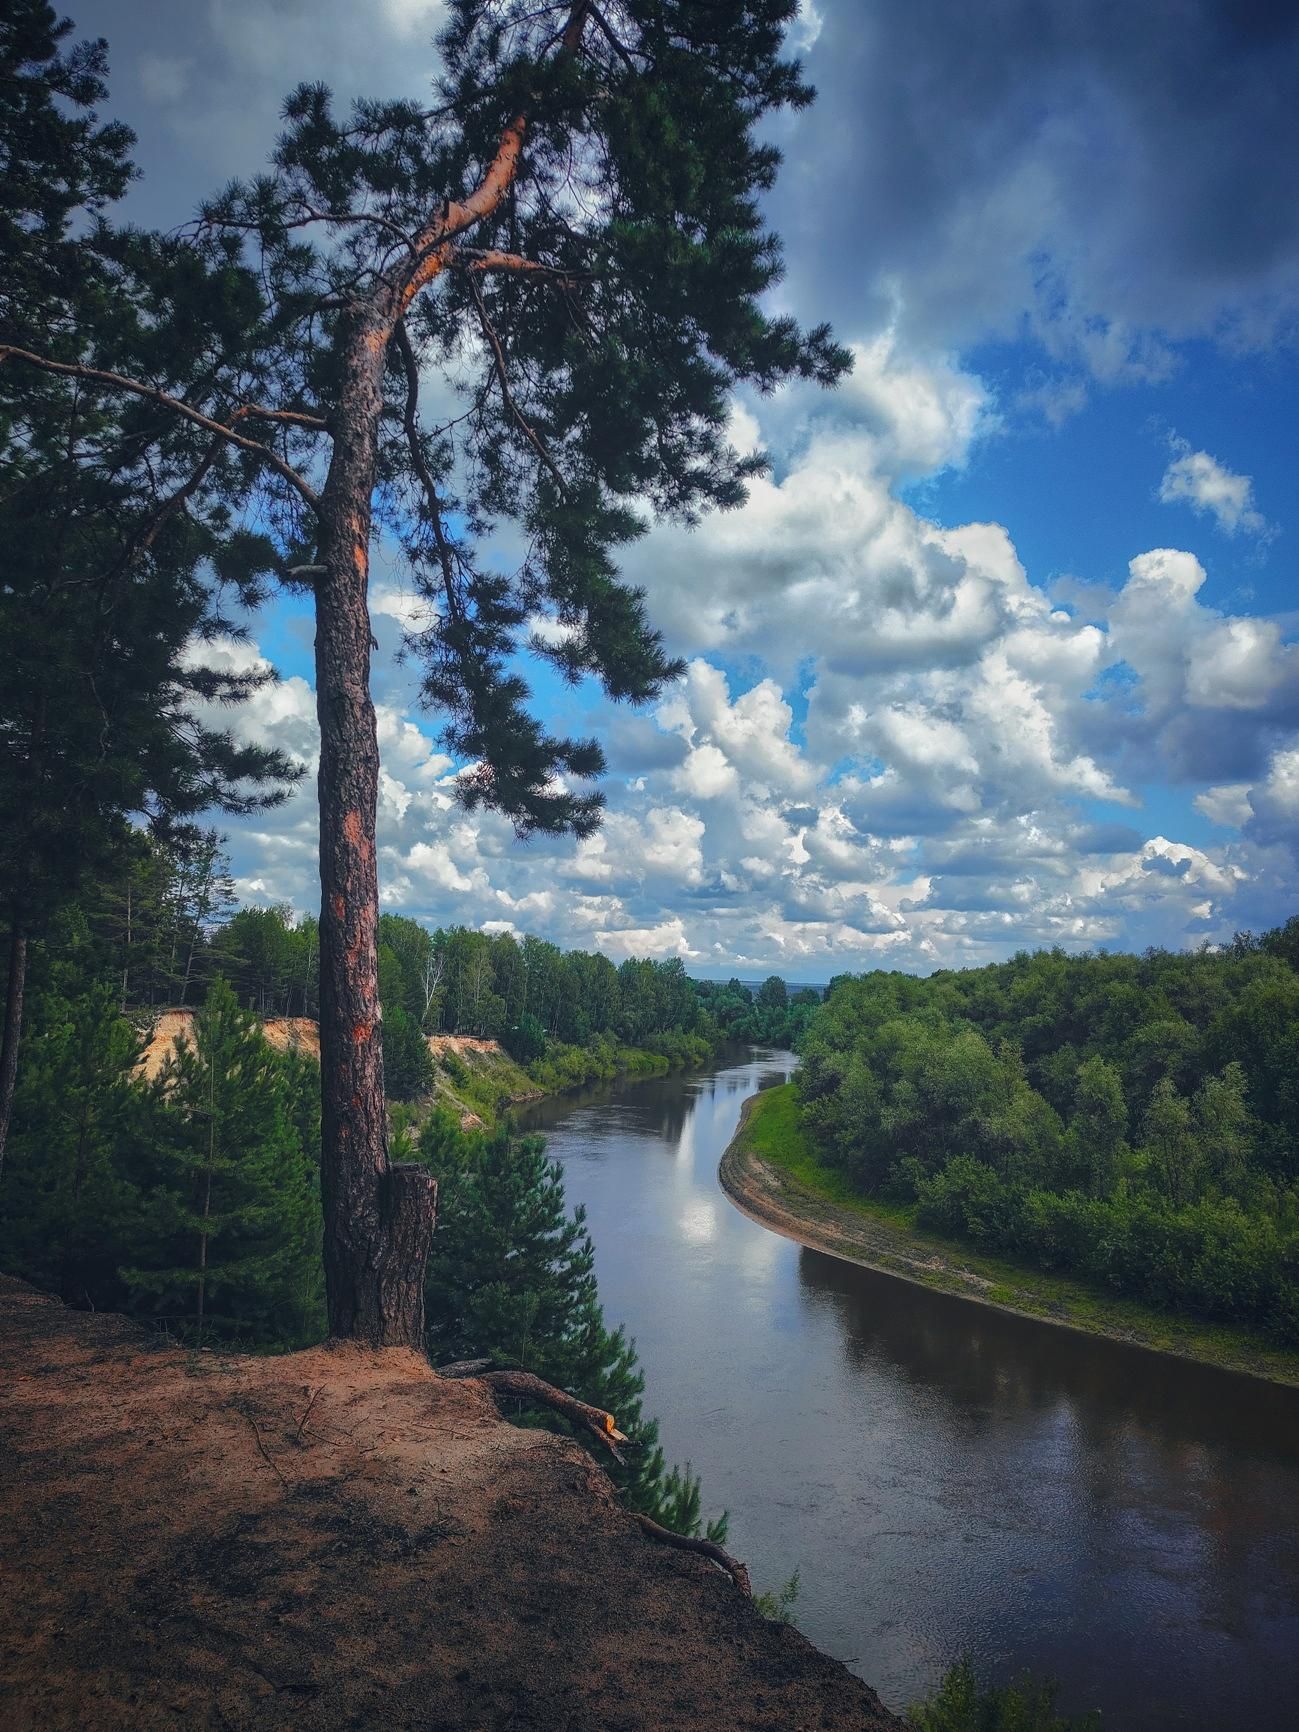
137, 1011, 321, 1081
425, 1036, 508, 1058
0, 1277, 900, 1731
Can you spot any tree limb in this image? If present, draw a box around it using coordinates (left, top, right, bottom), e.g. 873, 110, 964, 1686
0, 346, 322, 512
393, 319, 462, 617
230, 403, 330, 432
101, 435, 224, 584
588, 1, 641, 72
450, 246, 587, 282
466, 275, 568, 493
441, 1365, 629, 1463
397, 2, 593, 310
632, 1513, 753, 1597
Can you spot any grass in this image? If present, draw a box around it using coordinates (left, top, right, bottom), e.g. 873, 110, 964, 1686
729, 1085, 1299, 1388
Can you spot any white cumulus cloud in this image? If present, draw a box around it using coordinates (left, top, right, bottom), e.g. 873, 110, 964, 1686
1159, 439, 1271, 538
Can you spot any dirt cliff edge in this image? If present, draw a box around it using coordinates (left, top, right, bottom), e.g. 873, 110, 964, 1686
0, 1276, 900, 1731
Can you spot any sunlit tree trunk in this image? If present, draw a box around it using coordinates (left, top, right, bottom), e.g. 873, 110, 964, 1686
315, 306, 435, 1345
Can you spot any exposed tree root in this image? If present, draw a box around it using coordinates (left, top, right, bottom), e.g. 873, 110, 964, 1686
439, 1365, 631, 1462
633, 1513, 753, 1598
439, 1363, 753, 1595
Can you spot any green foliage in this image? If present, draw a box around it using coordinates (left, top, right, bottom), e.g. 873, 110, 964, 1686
0, 4, 297, 950
798, 935, 1299, 1345
381, 1006, 435, 1103
213, 905, 316, 1016
423, 1118, 725, 1540
122, 978, 323, 1345
695, 975, 820, 1047
753, 1567, 801, 1625
502, 1011, 547, 1066
0, 913, 147, 1307
908, 1658, 1101, 1732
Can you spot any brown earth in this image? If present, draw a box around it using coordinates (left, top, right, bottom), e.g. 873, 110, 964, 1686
0, 1277, 900, 1732
425, 1035, 508, 1059
262, 1017, 323, 1062
136, 1015, 536, 1132
136, 1011, 321, 1082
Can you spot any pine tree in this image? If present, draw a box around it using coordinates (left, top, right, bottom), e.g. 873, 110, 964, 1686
0, 3, 298, 1179
2, 1, 847, 1342
382, 1006, 436, 1102
424, 1122, 725, 1537
0, 911, 146, 1308
124, 977, 322, 1344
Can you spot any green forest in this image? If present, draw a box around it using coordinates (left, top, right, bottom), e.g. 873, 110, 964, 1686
796, 926, 1299, 1346
0, 829, 814, 1541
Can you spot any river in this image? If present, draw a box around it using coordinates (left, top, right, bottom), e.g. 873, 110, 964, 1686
521, 1048, 1299, 1730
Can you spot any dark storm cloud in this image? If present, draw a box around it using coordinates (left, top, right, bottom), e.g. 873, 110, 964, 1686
774, 0, 1299, 364
83, 1, 1299, 367
83, 1, 445, 225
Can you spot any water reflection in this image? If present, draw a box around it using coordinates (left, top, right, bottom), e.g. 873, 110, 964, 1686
800, 1249, 1299, 1460
523, 1052, 1299, 1730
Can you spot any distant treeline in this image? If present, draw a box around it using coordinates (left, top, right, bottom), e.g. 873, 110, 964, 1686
64, 829, 812, 1073
799, 927, 1299, 1345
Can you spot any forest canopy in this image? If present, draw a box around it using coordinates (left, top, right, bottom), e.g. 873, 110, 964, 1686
797, 926, 1299, 1345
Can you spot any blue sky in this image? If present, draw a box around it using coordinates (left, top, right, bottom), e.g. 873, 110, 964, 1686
88, 0, 1299, 977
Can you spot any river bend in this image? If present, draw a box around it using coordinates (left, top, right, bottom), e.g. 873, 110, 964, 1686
522, 1049, 1299, 1729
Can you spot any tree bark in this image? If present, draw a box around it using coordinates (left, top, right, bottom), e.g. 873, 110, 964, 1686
0, 914, 28, 1186
632, 1513, 753, 1598
443, 1365, 630, 1460
315, 307, 437, 1345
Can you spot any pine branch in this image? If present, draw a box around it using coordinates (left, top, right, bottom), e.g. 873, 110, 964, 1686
397, 1, 593, 310
465, 275, 568, 494
100, 435, 224, 586
0, 347, 322, 512
449, 246, 588, 283
587, 2, 641, 72
229, 403, 330, 433
393, 319, 462, 616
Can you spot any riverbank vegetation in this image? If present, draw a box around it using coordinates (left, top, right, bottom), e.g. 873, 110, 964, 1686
728, 1086, 1299, 1383
909, 1659, 1101, 1732
695, 974, 823, 1048
792, 931, 1299, 1353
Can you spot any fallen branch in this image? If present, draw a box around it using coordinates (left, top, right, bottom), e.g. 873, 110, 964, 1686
440, 1364, 629, 1463
296, 1386, 324, 1441
632, 1513, 752, 1598
237, 1404, 288, 1487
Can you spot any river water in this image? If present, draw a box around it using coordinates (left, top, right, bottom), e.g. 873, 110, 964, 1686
521, 1049, 1299, 1730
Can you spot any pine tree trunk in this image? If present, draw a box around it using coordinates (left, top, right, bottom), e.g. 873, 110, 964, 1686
0, 913, 28, 1186
197, 1085, 214, 1345
315, 308, 436, 1346
121, 881, 131, 1011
